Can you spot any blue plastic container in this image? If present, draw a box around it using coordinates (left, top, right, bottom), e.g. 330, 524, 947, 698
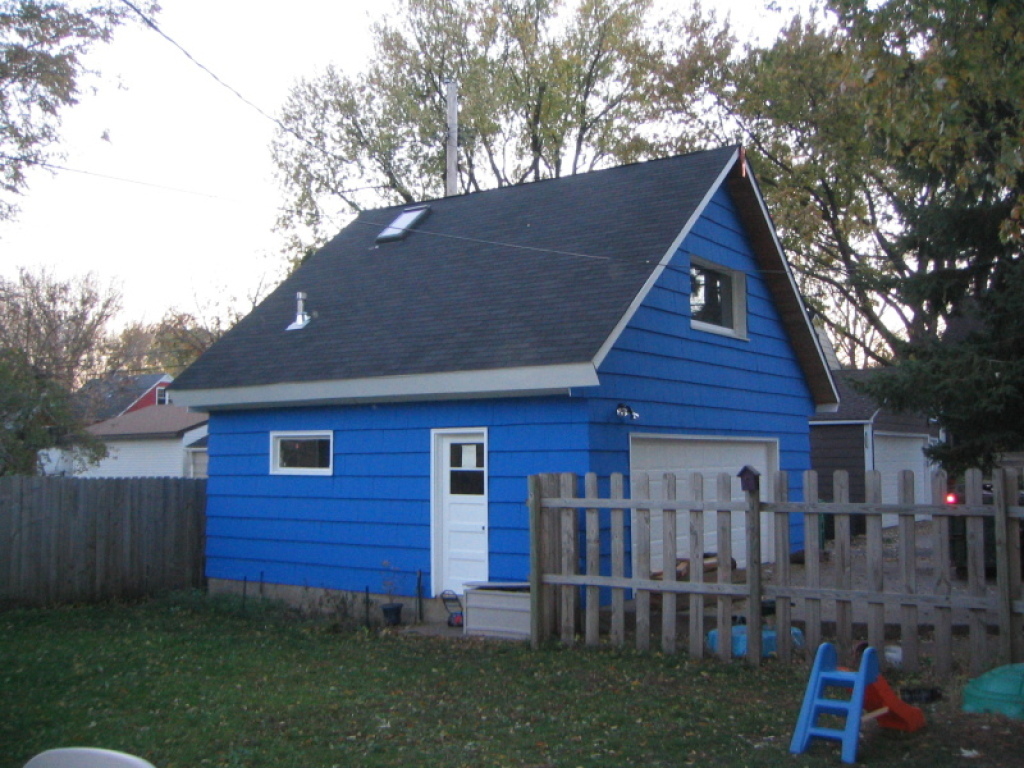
706, 624, 805, 657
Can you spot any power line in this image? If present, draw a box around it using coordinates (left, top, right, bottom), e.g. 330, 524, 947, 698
2, 152, 388, 222
116, 0, 351, 179
117, 0, 283, 130
2, 153, 223, 199
350, 217, 612, 262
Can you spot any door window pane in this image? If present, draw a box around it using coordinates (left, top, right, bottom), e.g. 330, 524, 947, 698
450, 470, 485, 495
450, 442, 484, 469
449, 442, 485, 494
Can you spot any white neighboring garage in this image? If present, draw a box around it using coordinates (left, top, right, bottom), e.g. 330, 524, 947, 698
810, 369, 939, 528
629, 434, 779, 569
81, 405, 209, 478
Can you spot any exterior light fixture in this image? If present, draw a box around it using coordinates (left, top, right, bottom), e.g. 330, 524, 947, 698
616, 403, 640, 420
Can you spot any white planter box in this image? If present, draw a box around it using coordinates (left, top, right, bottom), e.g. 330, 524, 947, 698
464, 582, 531, 640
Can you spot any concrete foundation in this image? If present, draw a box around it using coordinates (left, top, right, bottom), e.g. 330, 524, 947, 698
208, 578, 454, 626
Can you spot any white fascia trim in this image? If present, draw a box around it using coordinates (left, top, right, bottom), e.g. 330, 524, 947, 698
813, 402, 841, 415
591, 148, 741, 370
169, 362, 600, 411
809, 417, 869, 426
874, 430, 934, 440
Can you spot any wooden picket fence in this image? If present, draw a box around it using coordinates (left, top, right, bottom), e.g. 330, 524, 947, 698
528, 468, 1024, 678
0, 476, 207, 605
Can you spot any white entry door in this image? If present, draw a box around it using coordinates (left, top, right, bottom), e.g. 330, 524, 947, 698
432, 429, 489, 595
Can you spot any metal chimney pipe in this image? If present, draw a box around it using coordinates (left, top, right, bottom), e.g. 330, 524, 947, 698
445, 79, 458, 197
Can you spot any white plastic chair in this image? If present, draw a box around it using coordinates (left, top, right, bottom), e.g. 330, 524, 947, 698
23, 748, 156, 768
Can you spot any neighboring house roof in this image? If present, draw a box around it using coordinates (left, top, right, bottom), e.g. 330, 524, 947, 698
810, 369, 938, 436
76, 372, 172, 422
87, 405, 208, 441
185, 435, 209, 449
171, 146, 838, 411
811, 369, 881, 423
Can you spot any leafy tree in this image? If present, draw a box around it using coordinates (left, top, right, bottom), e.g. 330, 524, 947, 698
658, 1, 1022, 472
0, 0, 147, 220
272, 0, 733, 252
0, 267, 120, 390
0, 268, 119, 472
658, 12, 943, 367
0, 347, 104, 475
105, 309, 230, 378
829, 0, 1024, 471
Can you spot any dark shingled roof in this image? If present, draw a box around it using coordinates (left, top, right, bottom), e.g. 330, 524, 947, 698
172, 146, 840, 411
812, 369, 883, 422
173, 146, 739, 393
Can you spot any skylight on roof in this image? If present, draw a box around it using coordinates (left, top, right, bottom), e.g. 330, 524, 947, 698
376, 205, 430, 243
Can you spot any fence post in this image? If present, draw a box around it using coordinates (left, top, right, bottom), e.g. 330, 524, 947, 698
688, 473, 706, 659
773, 471, 793, 662
559, 473, 578, 646
610, 473, 626, 647
585, 473, 601, 647
743, 467, 763, 665
931, 470, 953, 677
802, 470, 822, 657
966, 469, 988, 677
1007, 469, 1023, 663
634, 472, 652, 652
898, 470, 920, 673
993, 468, 1013, 666
661, 473, 678, 655
715, 473, 733, 662
865, 471, 886, 659
833, 470, 853, 661
528, 474, 545, 649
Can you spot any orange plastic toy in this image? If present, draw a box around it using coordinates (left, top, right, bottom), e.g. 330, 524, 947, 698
863, 675, 926, 732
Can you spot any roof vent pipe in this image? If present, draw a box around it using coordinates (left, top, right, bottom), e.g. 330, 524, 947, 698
445, 79, 458, 197
286, 291, 311, 331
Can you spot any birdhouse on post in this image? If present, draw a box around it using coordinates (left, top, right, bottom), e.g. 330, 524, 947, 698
738, 465, 761, 493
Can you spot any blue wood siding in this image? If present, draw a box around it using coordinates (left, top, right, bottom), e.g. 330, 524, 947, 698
206, 397, 590, 596
588, 186, 816, 550
205, 185, 818, 595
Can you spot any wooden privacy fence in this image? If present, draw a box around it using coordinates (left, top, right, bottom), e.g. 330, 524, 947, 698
528, 468, 1024, 678
1, 476, 207, 605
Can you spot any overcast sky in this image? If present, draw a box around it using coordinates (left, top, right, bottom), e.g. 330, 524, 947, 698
0, 0, 813, 326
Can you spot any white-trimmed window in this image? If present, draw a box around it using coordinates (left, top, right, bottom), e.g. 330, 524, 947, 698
270, 431, 333, 475
690, 258, 747, 339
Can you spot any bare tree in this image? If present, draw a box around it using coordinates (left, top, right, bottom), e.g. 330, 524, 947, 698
0, 267, 121, 390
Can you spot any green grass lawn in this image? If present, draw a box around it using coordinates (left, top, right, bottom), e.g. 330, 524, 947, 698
1, 592, 1020, 768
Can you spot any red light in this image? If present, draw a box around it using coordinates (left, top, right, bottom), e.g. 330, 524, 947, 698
945, 492, 958, 505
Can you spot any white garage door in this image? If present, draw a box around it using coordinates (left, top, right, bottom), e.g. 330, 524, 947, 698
629, 435, 779, 570
874, 432, 934, 525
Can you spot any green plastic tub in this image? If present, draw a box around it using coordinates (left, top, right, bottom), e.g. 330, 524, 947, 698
962, 664, 1024, 720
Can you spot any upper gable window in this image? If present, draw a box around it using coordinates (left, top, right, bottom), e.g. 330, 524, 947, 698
690, 259, 747, 339
156, 387, 169, 405
376, 205, 430, 242
270, 431, 333, 476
